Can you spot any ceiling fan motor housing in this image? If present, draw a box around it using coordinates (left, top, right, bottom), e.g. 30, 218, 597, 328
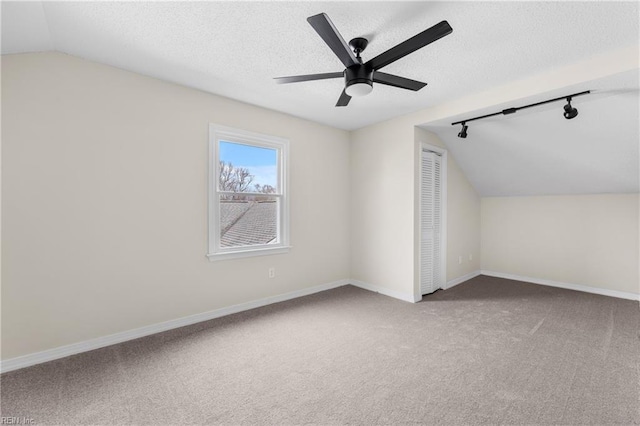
345, 65, 373, 96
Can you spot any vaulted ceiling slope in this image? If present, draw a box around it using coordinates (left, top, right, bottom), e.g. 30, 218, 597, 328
423, 70, 639, 197
1, 1, 638, 130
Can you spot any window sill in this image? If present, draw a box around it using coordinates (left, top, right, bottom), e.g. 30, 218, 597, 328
207, 246, 292, 262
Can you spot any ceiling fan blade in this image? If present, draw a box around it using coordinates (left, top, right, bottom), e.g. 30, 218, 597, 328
336, 89, 351, 107
365, 21, 452, 71
274, 72, 344, 84
373, 72, 427, 91
307, 13, 359, 68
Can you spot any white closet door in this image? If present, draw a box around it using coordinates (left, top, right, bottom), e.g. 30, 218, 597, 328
421, 151, 443, 295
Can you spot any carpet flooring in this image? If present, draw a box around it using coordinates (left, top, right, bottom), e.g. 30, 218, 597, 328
1, 276, 639, 425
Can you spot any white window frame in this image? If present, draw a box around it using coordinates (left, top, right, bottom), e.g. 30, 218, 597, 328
207, 124, 290, 261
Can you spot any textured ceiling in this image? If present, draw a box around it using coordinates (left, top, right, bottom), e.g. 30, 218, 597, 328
2, 1, 638, 197
423, 70, 640, 196
2, 1, 639, 130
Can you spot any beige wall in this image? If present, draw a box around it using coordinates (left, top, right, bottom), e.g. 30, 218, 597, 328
344, 44, 637, 302
349, 115, 416, 299
415, 128, 481, 287
3, 49, 637, 362
349, 119, 481, 301
481, 194, 639, 295
1, 52, 351, 359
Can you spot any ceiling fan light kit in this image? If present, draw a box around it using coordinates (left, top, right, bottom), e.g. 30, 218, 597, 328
452, 90, 591, 138
344, 65, 373, 97
275, 13, 453, 107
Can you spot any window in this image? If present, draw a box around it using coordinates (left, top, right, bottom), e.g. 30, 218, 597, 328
208, 124, 290, 261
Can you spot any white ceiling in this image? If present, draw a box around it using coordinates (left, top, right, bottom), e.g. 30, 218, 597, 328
2, 1, 638, 131
2, 1, 638, 197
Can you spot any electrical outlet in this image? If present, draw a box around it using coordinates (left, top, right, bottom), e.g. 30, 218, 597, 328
458, 256, 462, 265
469, 254, 473, 261
268, 267, 275, 279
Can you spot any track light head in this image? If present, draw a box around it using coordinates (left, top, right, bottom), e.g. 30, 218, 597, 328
458, 123, 468, 138
563, 97, 578, 120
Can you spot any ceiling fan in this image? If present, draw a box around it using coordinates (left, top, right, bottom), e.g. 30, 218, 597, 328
274, 13, 453, 107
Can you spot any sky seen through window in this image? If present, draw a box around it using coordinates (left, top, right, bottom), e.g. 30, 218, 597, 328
219, 141, 277, 189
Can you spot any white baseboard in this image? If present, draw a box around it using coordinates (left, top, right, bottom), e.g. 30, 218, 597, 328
349, 279, 419, 303
445, 270, 481, 289
481, 270, 640, 301
0, 279, 350, 374
6, 272, 633, 374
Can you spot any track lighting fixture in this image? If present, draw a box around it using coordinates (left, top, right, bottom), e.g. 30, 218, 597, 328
451, 90, 590, 138
563, 97, 578, 119
458, 123, 468, 138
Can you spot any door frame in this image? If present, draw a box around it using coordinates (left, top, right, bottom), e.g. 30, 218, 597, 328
416, 142, 448, 301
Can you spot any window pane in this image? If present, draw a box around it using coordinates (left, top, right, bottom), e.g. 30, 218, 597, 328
219, 141, 277, 193
219, 195, 278, 248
